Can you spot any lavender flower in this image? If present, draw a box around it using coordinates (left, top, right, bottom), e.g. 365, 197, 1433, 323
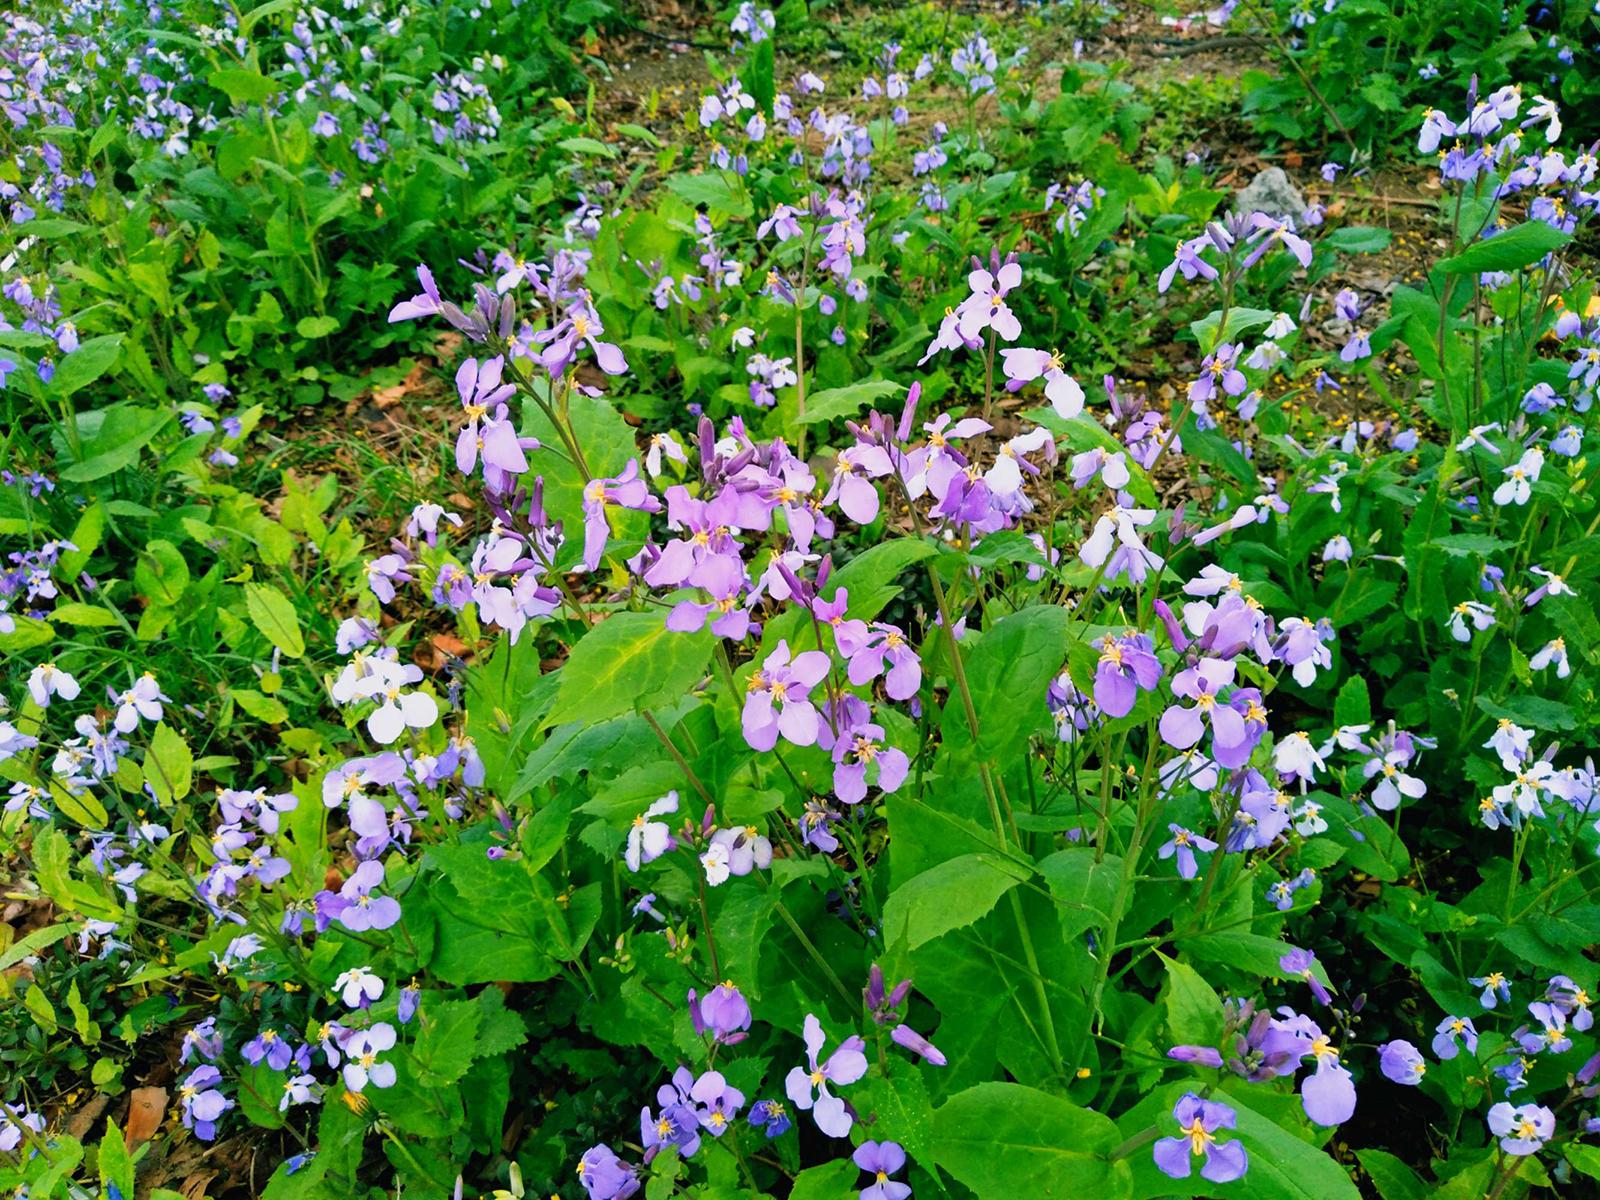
1152, 1093, 1248, 1183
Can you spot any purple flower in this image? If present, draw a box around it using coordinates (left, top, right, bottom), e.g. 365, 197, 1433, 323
1152, 1093, 1248, 1183
1092, 632, 1162, 717
742, 640, 832, 752
1279, 948, 1332, 1007
582, 461, 659, 571
1159, 658, 1253, 768
178, 1066, 231, 1141
1431, 1015, 1478, 1059
242, 1028, 294, 1071
1378, 1040, 1427, 1085
337, 860, 402, 931
641, 1099, 701, 1163
845, 623, 921, 700
1487, 1102, 1555, 1156
1471, 971, 1511, 1009
388, 264, 444, 322
853, 1141, 912, 1200
690, 1070, 745, 1136
398, 981, 421, 1025
695, 982, 752, 1044
578, 1145, 640, 1200
748, 1099, 792, 1138
784, 1013, 868, 1137
1158, 824, 1217, 880
539, 303, 628, 378
832, 721, 910, 804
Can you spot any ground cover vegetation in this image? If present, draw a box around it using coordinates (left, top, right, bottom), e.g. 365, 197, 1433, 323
3, 1, 1600, 1198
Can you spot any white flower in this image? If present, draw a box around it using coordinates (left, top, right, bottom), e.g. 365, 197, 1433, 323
28, 663, 80, 708
1364, 753, 1426, 811
1484, 719, 1533, 772
1446, 600, 1496, 642
1529, 637, 1570, 678
350, 659, 439, 744
342, 1023, 397, 1091
1492, 447, 1544, 506
625, 791, 679, 871
1274, 731, 1327, 782
700, 840, 731, 886
644, 432, 688, 478
335, 966, 385, 1009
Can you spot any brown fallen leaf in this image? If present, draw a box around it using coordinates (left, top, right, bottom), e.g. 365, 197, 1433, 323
126, 1085, 168, 1145
65, 1093, 111, 1140
181, 1169, 218, 1200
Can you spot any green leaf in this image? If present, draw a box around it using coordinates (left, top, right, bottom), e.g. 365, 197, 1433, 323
209, 67, 279, 104
1161, 952, 1224, 1046
1036, 847, 1120, 937
957, 605, 1072, 762
796, 378, 905, 425
1356, 1149, 1429, 1200
1189, 306, 1277, 353
1184, 426, 1256, 487
134, 539, 191, 608
144, 722, 194, 804
412, 998, 483, 1086
232, 688, 290, 724
557, 136, 618, 159
543, 612, 712, 728
99, 1122, 135, 1199
58, 403, 168, 482
788, 1159, 855, 1200
50, 602, 118, 627
1475, 693, 1576, 732
0, 924, 73, 971
933, 1083, 1131, 1199
883, 853, 1030, 951
51, 333, 124, 398
1438, 221, 1572, 274
1426, 532, 1513, 557
245, 583, 306, 658
53, 779, 109, 829
664, 172, 753, 220
15, 218, 90, 239
295, 315, 339, 338
1324, 226, 1391, 254
747, 37, 776, 115
1332, 675, 1371, 728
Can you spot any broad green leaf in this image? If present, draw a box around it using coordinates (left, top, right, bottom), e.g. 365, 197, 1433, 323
664, 172, 753, 220
796, 378, 905, 425
1356, 1149, 1429, 1200
295, 315, 339, 338
933, 1083, 1131, 1199
1323, 226, 1390, 254
543, 611, 712, 728
883, 853, 1030, 951
134, 539, 191, 607
0, 924, 73, 971
52, 779, 108, 829
1189, 306, 1276, 353
956, 604, 1072, 762
209, 68, 279, 104
49, 602, 117, 627
1331, 675, 1371, 729
245, 582, 306, 658
58, 404, 167, 482
1160, 952, 1224, 1047
1438, 220, 1571, 274
789, 1159, 855, 1200
144, 722, 194, 804
232, 687, 290, 724
1036, 847, 1120, 937
51, 334, 124, 398
557, 136, 618, 159
1475, 693, 1576, 732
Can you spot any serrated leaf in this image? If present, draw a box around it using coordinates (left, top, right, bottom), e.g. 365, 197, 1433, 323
882, 853, 1030, 951
543, 611, 712, 728
933, 1083, 1130, 1198
796, 378, 904, 425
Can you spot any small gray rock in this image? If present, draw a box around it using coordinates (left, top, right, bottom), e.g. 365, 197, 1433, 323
1233, 167, 1306, 222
